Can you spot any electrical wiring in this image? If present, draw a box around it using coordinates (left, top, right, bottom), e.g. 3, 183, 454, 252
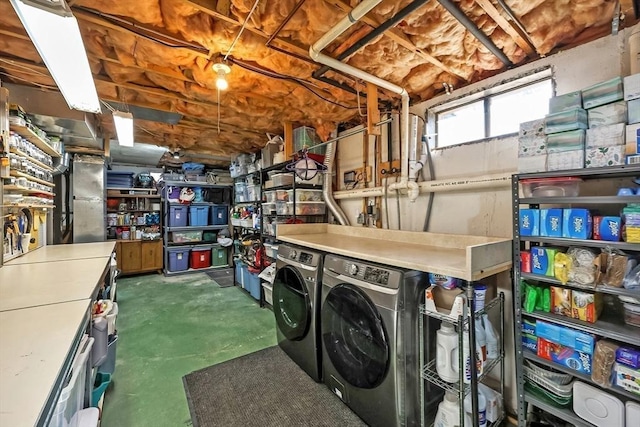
228, 57, 360, 110
224, 0, 261, 61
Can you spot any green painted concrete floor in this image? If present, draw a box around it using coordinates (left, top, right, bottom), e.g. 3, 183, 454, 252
101, 273, 276, 427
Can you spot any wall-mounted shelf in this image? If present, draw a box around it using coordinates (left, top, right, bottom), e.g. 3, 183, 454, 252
2, 204, 55, 209
9, 147, 53, 172
523, 236, 639, 251
10, 170, 54, 188
4, 184, 55, 197
10, 123, 60, 157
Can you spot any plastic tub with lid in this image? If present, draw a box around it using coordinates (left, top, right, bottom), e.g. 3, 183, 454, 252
286, 188, 323, 202
623, 303, 640, 327
520, 177, 582, 197
573, 381, 624, 427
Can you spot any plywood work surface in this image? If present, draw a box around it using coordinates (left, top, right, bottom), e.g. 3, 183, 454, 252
277, 224, 512, 280
5, 241, 116, 265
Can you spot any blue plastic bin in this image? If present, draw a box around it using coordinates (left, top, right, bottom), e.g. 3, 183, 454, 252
167, 247, 190, 272
246, 271, 260, 300
91, 372, 111, 407
169, 206, 188, 227
235, 260, 244, 287
189, 205, 210, 226
211, 205, 229, 225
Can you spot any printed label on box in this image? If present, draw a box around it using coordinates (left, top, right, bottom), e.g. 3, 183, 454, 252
614, 362, 640, 395
535, 320, 595, 354
540, 209, 563, 237
538, 337, 593, 375
531, 247, 556, 276
562, 209, 592, 239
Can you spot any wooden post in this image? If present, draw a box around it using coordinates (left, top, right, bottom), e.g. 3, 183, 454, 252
366, 82, 381, 136
283, 121, 294, 160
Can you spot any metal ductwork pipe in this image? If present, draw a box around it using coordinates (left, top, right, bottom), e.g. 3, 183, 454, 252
323, 141, 350, 225
437, 0, 512, 66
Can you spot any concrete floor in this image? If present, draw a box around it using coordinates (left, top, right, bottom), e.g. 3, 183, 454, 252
101, 273, 276, 427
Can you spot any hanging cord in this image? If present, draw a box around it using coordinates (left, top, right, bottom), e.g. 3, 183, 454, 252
217, 89, 221, 135
224, 0, 261, 61
356, 81, 366, 117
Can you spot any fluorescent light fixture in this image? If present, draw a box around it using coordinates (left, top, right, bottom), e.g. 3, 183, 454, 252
113, 111, 134, 147
212, 63, 231, 91
10, 0, 101, 113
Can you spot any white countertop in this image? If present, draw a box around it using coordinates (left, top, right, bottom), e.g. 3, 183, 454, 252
0, 299, 91, 427
0, 258, 110, 312
5, 241, 115, 265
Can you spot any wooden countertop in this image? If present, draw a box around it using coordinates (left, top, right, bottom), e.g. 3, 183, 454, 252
0, 299, 90, 427
0, 258, 110, 312
5, 241, 116, 265
277, 224, 512, 281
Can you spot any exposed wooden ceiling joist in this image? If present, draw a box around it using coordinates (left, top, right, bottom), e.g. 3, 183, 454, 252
474, 0, 536, 56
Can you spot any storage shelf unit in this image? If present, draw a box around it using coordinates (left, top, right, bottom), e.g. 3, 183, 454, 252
513, 165, 640, 426
3, 184, 54, 196
167, 225, 227, 232
10, 170, 54, 187
9, 147, 53, 171
10, 122, 61, 157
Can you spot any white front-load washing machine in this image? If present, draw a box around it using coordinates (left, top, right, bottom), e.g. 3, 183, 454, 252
321, 254, 427, 427
273, 244, 324, 382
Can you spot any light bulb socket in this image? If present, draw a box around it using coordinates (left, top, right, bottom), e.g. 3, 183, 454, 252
212, 62, 231, 91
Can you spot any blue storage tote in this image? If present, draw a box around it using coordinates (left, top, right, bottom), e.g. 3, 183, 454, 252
211, 205, 229, 225
246, 271, 261, 300
169, 205, 188, 227
234, 260, 245, 287
91, 372, 111, 407
189, 205, 210, 226
167, 247, 190, 272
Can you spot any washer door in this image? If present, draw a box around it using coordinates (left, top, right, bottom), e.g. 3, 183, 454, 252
322, 284, 389, 389
273, 265, 311, 341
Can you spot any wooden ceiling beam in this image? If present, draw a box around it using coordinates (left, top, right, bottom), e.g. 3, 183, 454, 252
474, 0, 536, 56
325, 0, 467, 80
186, 0, 310, 59
0, 26, 30, 42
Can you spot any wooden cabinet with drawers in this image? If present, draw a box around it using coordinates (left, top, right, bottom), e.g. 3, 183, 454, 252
115, 240, 162, 275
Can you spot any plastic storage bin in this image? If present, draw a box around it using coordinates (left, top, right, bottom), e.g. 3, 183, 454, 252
167, 247, 190, 271
262, 202, 276, 214
211, 205, 228, 225
262, 283, 273, 305
246, 271, 261, 300
169, 206, 188, 227
264, 243, 278, 259
247, 184, 260, 201
212, 247, 228, 267
203, 231, 217, 242
272, 173, 294, 187
276, 201, 289, 215
623, 303, 640, 327
172, 230, 202, 243
235, 260, 245, 287
287, 201, 326, 215
264, 190, 277, 203
50, 337, 94, 427
98, 335, 118, 375
189, 205, 210, 226
190, 246, 212, 269
286, 189, 323, 202
234, 181, 247, 202
520, 177, 582, 197
91, 372, 111, 407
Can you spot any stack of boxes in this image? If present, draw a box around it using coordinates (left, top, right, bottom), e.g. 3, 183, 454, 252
518, 73, 640, 171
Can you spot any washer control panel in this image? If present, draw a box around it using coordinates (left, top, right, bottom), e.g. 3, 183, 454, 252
324, 255, 402, 289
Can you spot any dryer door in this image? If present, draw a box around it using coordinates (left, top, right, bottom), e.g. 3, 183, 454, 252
273, 265, 311, 341
322, 284, 389, 389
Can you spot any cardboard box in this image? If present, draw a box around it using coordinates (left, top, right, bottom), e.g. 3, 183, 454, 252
627, 154, 640, 165
519, 209, 540, 236
522, 333, 538, 353
548, 149, 584, 171
549, 91, 583, 113
562, 208, 593, 239
624, 73, 640, 101
613, 362, 640, 395
540, 208, 563, 237
582, 77, 624, 109
616, 347, 640, 369
593, 216, 622, 241
518, 155, 547, 173
629, 98, 640, 124
519, 118, 545, 139
586, 123, 625, 148
520, 251, 531, 273
551, 286, 572, 317
531, 247, 556, 276
585, 146, 626, 168
571, 290, 602, 323
625, 124, 640, 155
538, 337, 593, 375
522, 319, 537, 336
518, 136, 547, 157
547, 129, 586, 153
535, 320, 596, 354
587, 101, 628, 128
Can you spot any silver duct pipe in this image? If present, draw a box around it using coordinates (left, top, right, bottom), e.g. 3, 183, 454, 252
323, 141, 350, 225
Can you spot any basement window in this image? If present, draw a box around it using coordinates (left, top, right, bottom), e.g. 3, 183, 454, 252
430, 70, 554, 148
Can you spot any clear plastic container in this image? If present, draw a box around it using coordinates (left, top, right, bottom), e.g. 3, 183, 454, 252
172, 230, 202, 243
286, 189, 323, 202
264, 190, 277, 203
262, 202, 276, 214
623, 303, 640, 327
272, 173, 294, 187
287, 201, 326, 215
276, 201, 289, 215
524, 360, 573, 385
520, 177, 582, 197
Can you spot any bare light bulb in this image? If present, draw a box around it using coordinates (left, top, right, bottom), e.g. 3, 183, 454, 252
216, 71, 228, 91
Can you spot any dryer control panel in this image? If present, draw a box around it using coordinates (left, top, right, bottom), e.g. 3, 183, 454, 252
325, 256, 401, 289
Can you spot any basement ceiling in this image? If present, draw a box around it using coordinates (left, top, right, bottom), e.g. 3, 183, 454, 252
0, 0, 637, 163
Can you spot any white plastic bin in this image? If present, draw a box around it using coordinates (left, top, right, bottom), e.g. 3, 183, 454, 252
50, 336, 94, 427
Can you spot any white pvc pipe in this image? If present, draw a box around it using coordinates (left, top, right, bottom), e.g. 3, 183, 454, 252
333, 173, 512, 199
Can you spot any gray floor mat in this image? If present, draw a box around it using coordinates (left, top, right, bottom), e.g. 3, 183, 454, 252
206, 268, 234, 288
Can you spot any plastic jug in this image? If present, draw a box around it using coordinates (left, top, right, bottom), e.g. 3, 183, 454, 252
475, 316, 487, 362
464, 390, 487, 427
462, 325, 484, 384
483, 314, 499, 360
436, 322, 459, 383
434, 391, 461, 427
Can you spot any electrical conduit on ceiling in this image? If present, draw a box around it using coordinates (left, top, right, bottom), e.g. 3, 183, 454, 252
309, 0, 421, 215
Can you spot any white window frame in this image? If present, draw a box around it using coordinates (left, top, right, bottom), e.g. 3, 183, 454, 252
427, 68, 555, 149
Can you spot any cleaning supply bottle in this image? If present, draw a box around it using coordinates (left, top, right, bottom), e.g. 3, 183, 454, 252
483, 314, 499, 360
435, 391, 461, 427
475, 316, 487, 362
464, 391, 487, 427
436, 322, 459, 383
462, 324, 484, 384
